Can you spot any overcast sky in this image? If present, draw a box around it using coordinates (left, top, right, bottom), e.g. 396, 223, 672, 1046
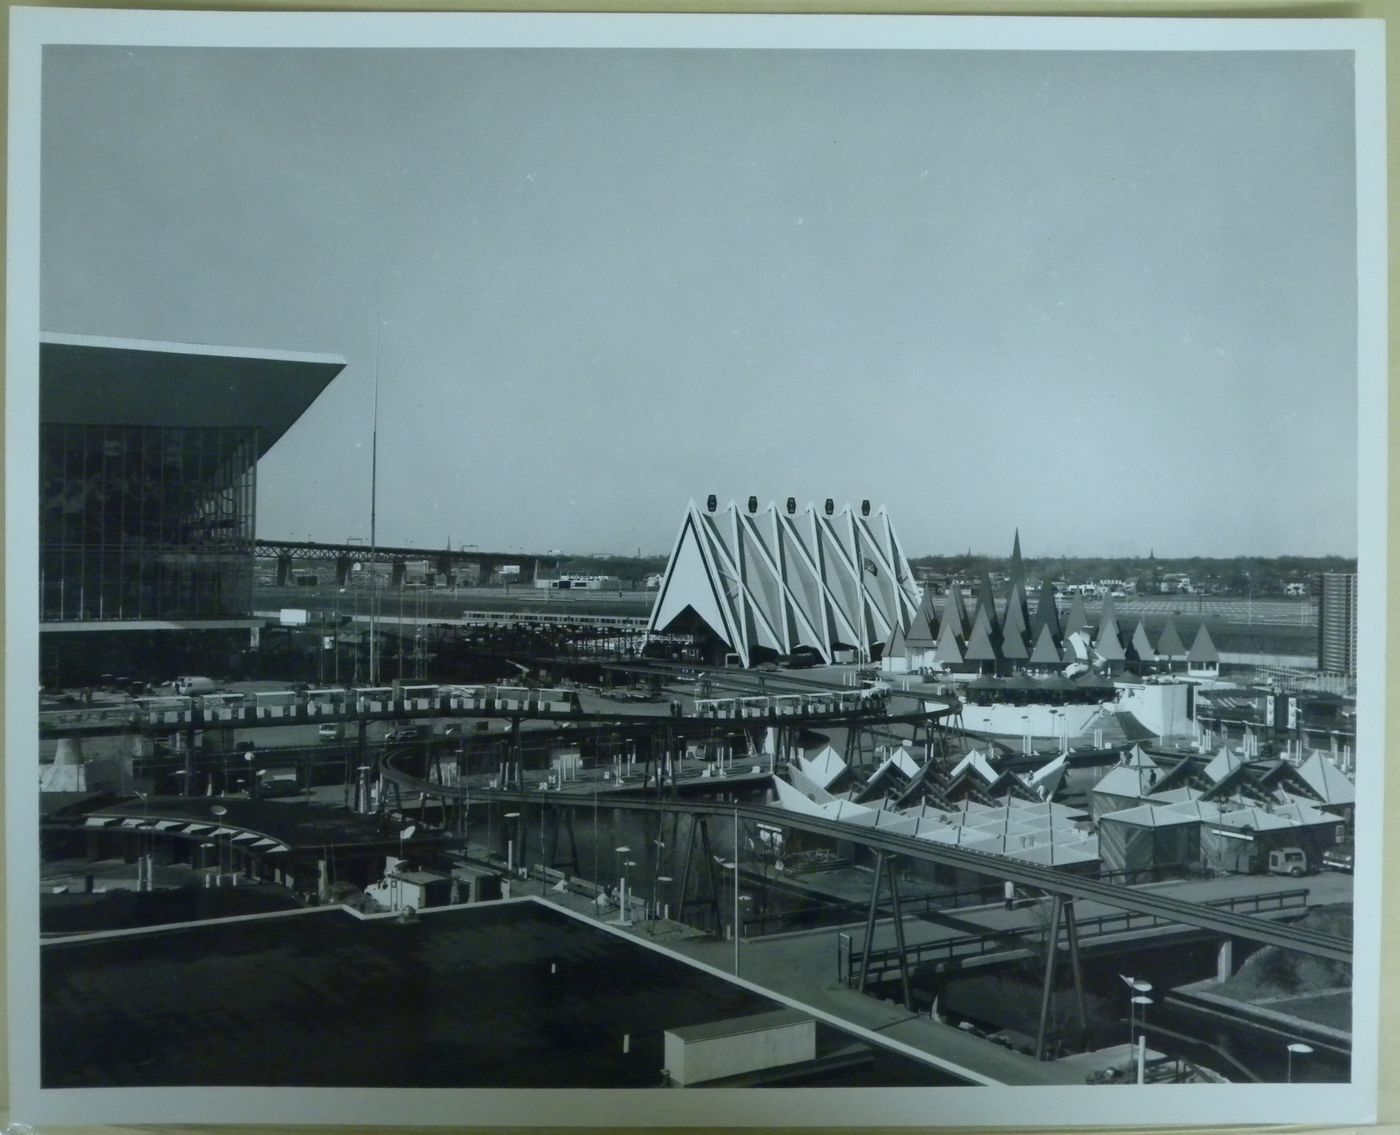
40, 44, 1359, 558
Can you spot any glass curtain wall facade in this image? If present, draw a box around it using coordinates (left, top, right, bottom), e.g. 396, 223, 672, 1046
41, 423, 257, 622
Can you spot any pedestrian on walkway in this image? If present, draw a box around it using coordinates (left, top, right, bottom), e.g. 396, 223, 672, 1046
1004, 880, 1015, 911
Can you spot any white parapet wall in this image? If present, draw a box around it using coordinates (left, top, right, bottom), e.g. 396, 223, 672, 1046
663, 1009, 816, 1086
931, 680, 1194, 743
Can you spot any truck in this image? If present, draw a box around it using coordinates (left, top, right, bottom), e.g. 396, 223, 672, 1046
173, 676, 218, 696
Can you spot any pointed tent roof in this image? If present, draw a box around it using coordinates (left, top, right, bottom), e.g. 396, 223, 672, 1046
1128, 621, 1155, 664
974, 573, 1002, 636
1296, 753, 1356, 806
964, 609, 1002, 664
1002, 581, 1030, 648
1028, 623, 1064, 665
1030, 579, 1063, 642
999, 620, 1029, 661
1188, 623, 1219, 664
885, 619, 910, 659
1009, 529, 1025, 590
1202, 746, 1246, 784
1095, 591, 1122, 650
932, 607, 965, 665
945, 585, 971, 639
648, 507, 743, 656
1156, 617, 1187, 658
1062, 594, 1090, 640
906, 589, 938, 651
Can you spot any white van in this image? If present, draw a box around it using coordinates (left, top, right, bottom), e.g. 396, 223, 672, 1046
1267, 847, 1310, 878
174, 676, 217, 695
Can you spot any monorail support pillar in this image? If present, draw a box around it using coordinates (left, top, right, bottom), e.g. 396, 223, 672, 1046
1063, 897, 1089, 1050
1035, 894, 1065, 1061
886, 855, 913, 1011
857, 852, 886, 994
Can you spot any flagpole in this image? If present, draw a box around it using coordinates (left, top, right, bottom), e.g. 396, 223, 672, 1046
369, 316, 380, 686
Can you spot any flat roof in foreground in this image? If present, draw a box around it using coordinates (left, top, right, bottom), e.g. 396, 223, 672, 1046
41, 899, 968, 1090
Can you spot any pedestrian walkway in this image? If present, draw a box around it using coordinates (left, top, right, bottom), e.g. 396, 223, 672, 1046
534, 868, 1351, 1087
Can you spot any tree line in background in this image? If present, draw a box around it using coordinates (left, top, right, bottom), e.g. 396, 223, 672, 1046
556, 553, 1357, 596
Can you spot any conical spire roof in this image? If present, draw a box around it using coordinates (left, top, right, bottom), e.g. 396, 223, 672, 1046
1093, 592, 1124, 662
1009, 529, 1025, 590
1029, 622, 1063, 664
906, 589, 938, 650
1096, 591, 1121, 648
932, 605, 965, 664
964, 609, 1002, 664
1156, 617, 1186, 658
945, 584, 971, 639
1062, 593, 1090, 639
975, 572, 1002, 636
1188, 622, 1219, 663
1000, 618, 1029, 661
1031, 579, 1062, 642
886, 619, 909, 659
1129, 621, 1154, 664
1002, 581, 1030, 648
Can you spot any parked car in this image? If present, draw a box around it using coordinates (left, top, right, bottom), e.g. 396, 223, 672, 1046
384, 727, 424, 743
1322, 842, 1354, 872
317, 722, 344, 743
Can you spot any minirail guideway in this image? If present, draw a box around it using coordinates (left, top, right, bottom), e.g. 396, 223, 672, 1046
374, 765, 1352, 966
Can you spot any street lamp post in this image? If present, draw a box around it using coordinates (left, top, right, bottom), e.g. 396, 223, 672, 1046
504, 810, 521, 876
1286, 1042, 1313, 1083
210, 804, 229, 883
615, 845, 631, 923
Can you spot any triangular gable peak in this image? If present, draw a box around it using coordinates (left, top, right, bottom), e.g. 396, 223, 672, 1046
964, 611, 1002, 664
1297, 752, 1357, 806
1129, 621, 1155, 664
1202, 746, 1246, 784
1009, 529, 1025, 591
1122, 743, 1159, 770
1002, 581, 1030, 646
1029, 622, 1064, 665
932, 608, 965, 665
1031, 579, 1063, 642
648, 505, 745, 661
1156, 617, 1187, 659
945, 585, 972, 639
1095, 591, 1122, 653
975, 572, 1002, 636
1188, 623, 1219, 663
885, 620, 909, 659
1062, 594, 1090, 639
1000, 620, 1029, 661
906, 589, 938, 650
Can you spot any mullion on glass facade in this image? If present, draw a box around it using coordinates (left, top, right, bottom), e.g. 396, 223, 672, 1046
41, 423, 257, 622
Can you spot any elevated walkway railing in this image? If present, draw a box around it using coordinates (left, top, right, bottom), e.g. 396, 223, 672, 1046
842, 888, 1310, 985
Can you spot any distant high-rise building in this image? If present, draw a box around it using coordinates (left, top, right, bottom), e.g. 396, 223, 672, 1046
1317, 572, 1358, 675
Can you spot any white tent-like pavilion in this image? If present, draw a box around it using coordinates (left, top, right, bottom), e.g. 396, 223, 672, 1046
647, 498, 921, 667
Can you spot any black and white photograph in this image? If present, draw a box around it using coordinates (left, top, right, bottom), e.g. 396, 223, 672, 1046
5, 9, 1388, 1129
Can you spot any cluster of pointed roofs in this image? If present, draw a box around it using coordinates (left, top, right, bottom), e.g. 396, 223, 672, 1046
773, 735, 1354, 871
887, 533, 1219, 673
